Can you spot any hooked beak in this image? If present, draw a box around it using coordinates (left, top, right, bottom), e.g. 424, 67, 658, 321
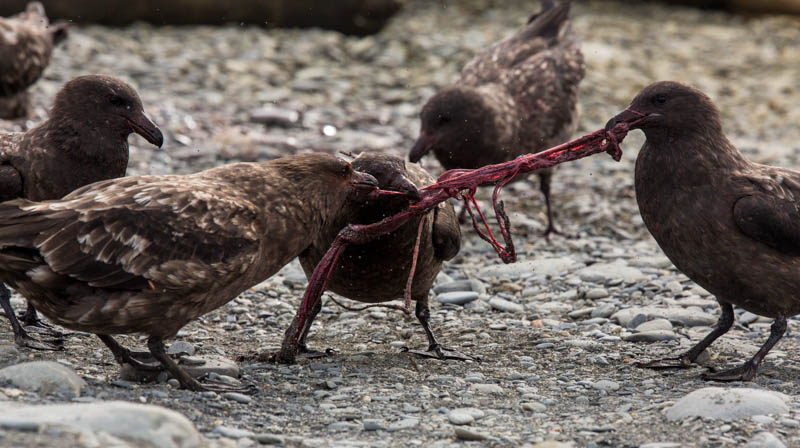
384, 172, 421, 202
128, 112, 164, 148
349, 171, 379, 193
409, 132, 436, 163
604, 108, 660, 132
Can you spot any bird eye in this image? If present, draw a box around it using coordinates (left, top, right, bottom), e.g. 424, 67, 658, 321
653, 94, 667, 105
109, 95, 126, 107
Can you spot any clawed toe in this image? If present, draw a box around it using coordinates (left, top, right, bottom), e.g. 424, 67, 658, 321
701, 363, 757, 382
298, 347, 335, 359
15, 329, 64, 351
403, 345, 479, 362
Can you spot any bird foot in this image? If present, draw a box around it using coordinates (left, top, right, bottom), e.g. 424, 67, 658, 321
636, 356, 695, 370
402, 345, 480, 362
542, 225, 575, 240
185, 375, 257, 394
298, 347, 336, 359
122, 351, 165, 372
701, 363, 758, 382
14, 328, 64, 351
20, 318, 65, 339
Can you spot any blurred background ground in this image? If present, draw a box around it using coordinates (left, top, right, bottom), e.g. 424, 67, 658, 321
1, 1, 800, 447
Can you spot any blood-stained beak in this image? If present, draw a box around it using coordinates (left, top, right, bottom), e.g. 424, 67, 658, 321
350, 171, 379, 192
384, 172, 421, 201
605, 108, 659, 132
129, 112, 164, 148
409, 133, 436, 163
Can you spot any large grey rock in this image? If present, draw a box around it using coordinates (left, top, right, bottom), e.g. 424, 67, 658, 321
0, 401, 203, 448
478, 257, 581, 279
745, 432, 786, 448
576, 261, 645, 284
0, 361, 85, 397
666, 388, 791, 421
612, 306, 717, 328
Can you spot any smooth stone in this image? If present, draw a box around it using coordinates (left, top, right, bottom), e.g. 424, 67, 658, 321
521, 402, 547, 412
470, 384, 504, 395
433, 279, 486, 295
436, 291, 480, 305
591, 303, 616, 318
529, 442, 575, 448
0, 361, 85, 397
222, 392, 252, 404
586, 288, 609, 299
363, 419, 385, 431
0, 401, 203, 447
387, 418, 418, 431
488, 297, 524, 313
639, 444, 682, 448
167, 341, 196, 357
623, 330, 677, 342
629, 255, 673, 269
215, 425, 255, 439
752, 415, 776, 425
576, 261, 645, 284
635, 318, 673, 332
745, 432, 786, 448
121, 355, 240, 382
592, 380, 620, 392
666, 388, 790, 421
254, 433, 284, 445
612, 306, 717, 328
447, 410, 474, 425
478, 257, 581, 279
454, 427, 488, 441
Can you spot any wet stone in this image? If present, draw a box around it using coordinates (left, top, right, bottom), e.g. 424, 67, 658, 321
436, 291, 480, 305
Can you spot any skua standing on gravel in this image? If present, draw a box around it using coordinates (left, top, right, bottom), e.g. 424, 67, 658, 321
409, 0, 584, 236
606, 81, 800, 381
0, 74, 163, 351
0, 153, 379, 391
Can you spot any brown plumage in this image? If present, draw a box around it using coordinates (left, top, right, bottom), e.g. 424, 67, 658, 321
606, 81, 800, 381
409, 0, 584, 235
297, 154, 464, 359
0, 2, 68, 119
0, 74, 163, 351
0, 153, 379, 391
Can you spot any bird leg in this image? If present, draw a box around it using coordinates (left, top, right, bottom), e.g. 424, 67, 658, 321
538, 170, 562, 238
147, 336, 255, 393
296, 298, 331, 358
20, 303, 65, 338
702, 314, 787, 382
404, 299, 479, 362
0, 284, 63, 351
637, 302, 734, 369
98, 334, 163, 371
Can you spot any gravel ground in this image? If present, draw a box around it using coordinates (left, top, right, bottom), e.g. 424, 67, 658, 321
1, 1, 800, 447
